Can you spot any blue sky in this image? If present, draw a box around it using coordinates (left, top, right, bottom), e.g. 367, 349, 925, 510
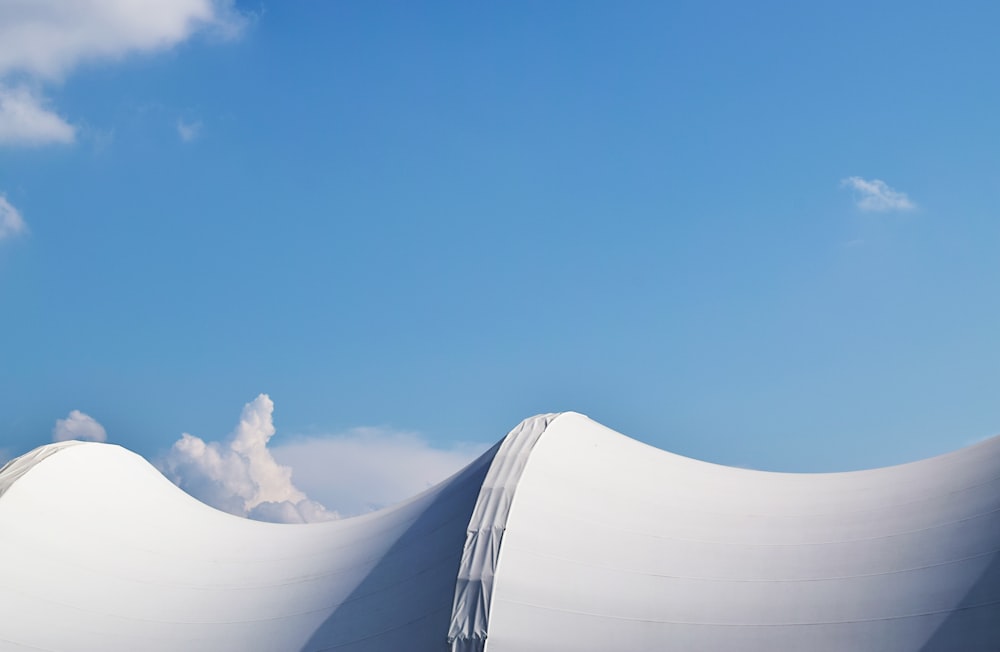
1, 2, 998, 515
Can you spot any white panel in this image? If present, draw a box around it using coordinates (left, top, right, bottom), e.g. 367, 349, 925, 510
3, 413, 999, 652
0, 442, 493, 652
487, 413, 1000, 652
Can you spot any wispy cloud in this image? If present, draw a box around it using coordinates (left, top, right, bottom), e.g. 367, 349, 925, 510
0, 194, 27, 241
0, 85, 74, 146
177, 119, 202, 142
159, 394, 338, 524
841, 176, 916, 213
0, 0, 248, 147
53, 410, 108, 442
271, 428, 488, 516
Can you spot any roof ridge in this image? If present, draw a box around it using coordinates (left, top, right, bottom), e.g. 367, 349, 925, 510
447, 412, 563, 652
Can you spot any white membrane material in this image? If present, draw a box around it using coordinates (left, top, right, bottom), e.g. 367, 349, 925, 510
1, 412, 998, 651
487, 413, 1000, 651
0, 441, 83, 498
0, 440, 496, 652
448, 413, 556, 652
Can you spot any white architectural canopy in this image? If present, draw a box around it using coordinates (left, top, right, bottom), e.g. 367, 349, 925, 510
1, 412, 998, 651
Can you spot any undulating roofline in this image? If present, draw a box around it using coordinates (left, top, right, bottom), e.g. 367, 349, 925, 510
1, 412, 998, 651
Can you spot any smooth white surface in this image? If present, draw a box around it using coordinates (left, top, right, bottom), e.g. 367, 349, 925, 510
487, 413, 1000, 651
0, 441, 494, 652
2, 413, 998, 651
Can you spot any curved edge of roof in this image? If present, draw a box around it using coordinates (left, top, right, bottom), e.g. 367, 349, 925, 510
0, 440, 90, 500
0, 412, 572, 652
445, 412, 1000, 651
557, 412, 1000, 477
2, 412, 997, 650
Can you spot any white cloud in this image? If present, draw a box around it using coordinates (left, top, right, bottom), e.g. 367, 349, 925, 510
841, 176, 916, 212
53, 409, 108, 442
271, 429, 488, 516
159, 394, 338, 524
0, 0, 247, 147
177, 119, 202, 142
0, 0, 246, 80
0, 194, 27, 240
158, 394, 489, 522
0, 85, 74, 145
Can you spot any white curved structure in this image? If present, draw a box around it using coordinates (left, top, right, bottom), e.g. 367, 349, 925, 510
1, 412, 998, 651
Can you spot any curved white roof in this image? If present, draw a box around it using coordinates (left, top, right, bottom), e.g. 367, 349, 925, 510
1, 412, 998, 651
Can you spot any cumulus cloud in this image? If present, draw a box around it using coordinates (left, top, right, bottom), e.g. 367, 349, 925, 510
271, 429, 489, 515
0, 0, 247, 147
0, 0, 246, 80
841, 176, 916, 212
159, 394, 338, 524
177, 119, 202, 142
159, 394, 489, 522
53, 410, 108, 442
0, 194, 27, 240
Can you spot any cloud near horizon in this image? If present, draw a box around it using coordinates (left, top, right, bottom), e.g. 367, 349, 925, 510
271, 428, 489, 516
159, 394, 338, 524
0, 0, 247, 147
841, 176, 916, 213
158, 394, 489, 522
53, 410, 107, 442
